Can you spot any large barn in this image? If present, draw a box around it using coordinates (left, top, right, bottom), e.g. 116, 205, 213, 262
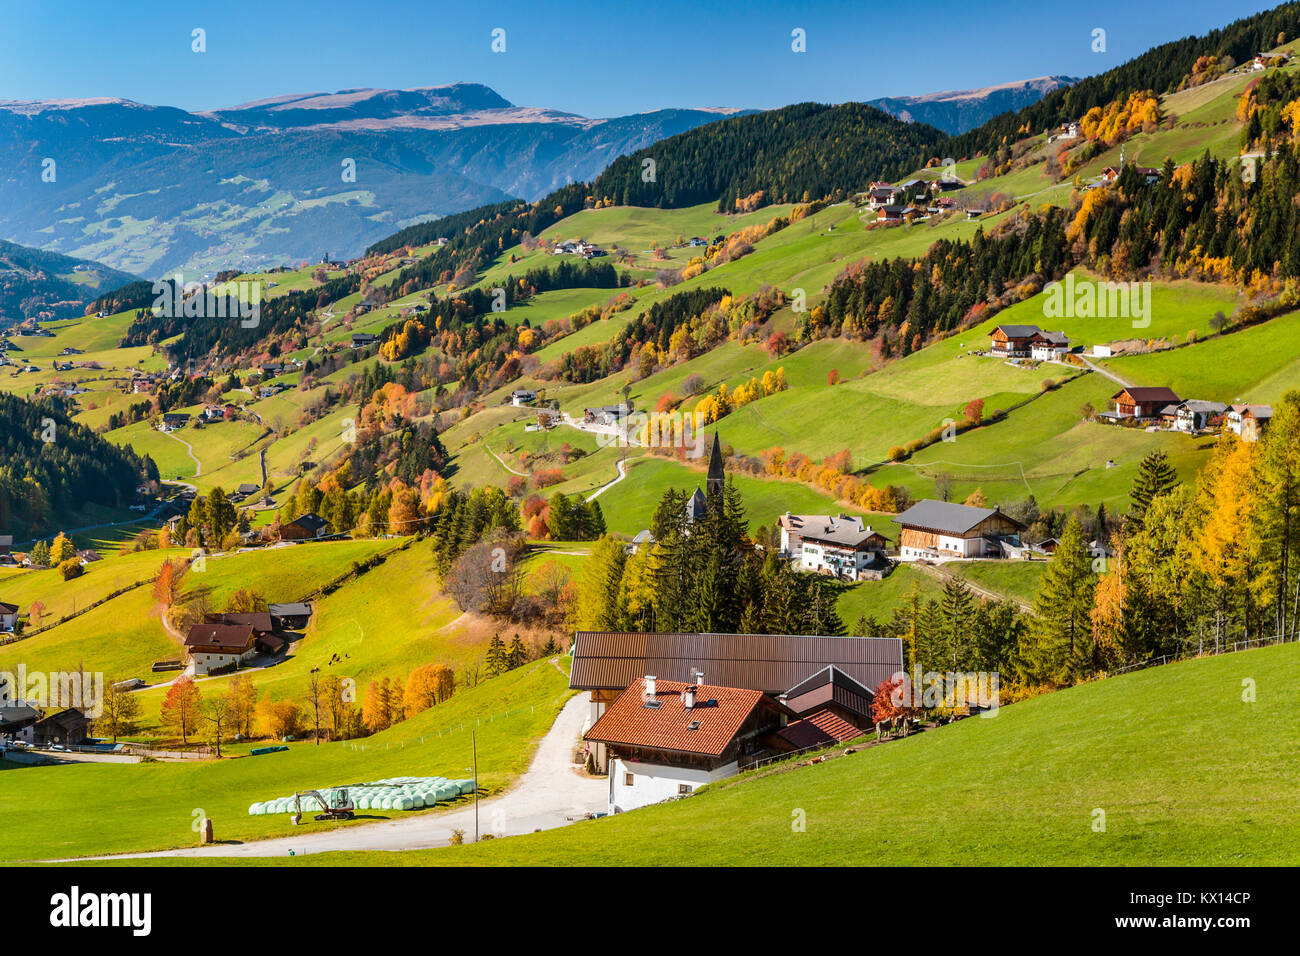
893, 499, 1025, 560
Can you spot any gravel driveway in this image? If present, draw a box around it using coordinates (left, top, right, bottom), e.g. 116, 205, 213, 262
58, 693, 607, 861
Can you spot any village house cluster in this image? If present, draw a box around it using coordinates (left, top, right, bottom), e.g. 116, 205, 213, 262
867, 176, 976, 224
1101, 387, 1271, 438
552, 238, 607, 259
181, 603, 312, 676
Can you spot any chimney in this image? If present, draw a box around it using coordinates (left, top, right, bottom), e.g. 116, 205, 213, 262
643, 675, 656, 701
696, 672, 705, 686
683, 685, 695, 709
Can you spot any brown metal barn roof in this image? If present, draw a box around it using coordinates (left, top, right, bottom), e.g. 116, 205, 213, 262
569, 632, 903, 696
783, 664, 877, 720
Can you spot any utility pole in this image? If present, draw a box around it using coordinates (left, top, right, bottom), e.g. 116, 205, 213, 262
472, 731, 479, 843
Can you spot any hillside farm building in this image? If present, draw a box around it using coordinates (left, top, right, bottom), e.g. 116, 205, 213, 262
988, 324, 1040, 357
778, 513, 890, 581
0, 704, 40, 744
280, 513, 331, 541
570, 630, 903, 773
893, 499, 1025, 560
269, 602, 313, 630
585, 676, 795, 814
1227, 404, 1272, 441
1029, 330, 1071, 361
1164, 399, 1227, 433
33, 708, 90, 748
183, 623, 257, 676
990, 325, 1070, 359
1105, 386, 1181, 421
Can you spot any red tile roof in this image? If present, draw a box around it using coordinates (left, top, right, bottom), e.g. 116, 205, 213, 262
775, 709, 866, 750
585, 678, 785, 758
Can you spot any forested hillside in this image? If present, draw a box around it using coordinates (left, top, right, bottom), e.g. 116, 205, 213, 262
0, 392, 158, 538
0, 239, 139, 324
588, 103, 947, 211
947, 1, 1300, 158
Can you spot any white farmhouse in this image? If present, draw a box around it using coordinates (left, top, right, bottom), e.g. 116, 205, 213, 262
778, 513, 890, 580
584, 675, 793, 814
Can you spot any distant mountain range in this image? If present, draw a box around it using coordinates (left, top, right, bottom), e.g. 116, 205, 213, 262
867, 75, 1078, 134
0, 84, 747, 278
0, 76, 1074, 280
0, 238, 139, 326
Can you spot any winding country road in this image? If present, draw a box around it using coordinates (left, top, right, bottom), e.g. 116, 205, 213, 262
162, 429, 202, 477
55, 692, 606, 861
585, 454, 644, 503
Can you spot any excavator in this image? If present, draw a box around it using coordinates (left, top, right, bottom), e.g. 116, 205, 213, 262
290, 788, 355, 825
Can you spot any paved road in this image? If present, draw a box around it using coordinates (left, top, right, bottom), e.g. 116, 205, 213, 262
58, 692, 606, 861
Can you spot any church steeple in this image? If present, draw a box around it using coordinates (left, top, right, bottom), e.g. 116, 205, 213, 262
706, 432, 725, 496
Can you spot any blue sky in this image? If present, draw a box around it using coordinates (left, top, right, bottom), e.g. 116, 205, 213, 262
0, 0, 1279, 115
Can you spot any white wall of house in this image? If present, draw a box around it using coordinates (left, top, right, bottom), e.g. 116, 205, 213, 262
190, 648, 256, 676
799, 542, 871, 575
944, 535, 982, 557
0, 611, 17, 632
609, 757, 738, 813
899, 534, 983, 560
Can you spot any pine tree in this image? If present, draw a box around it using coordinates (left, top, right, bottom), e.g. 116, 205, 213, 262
1254, 390, 1300, 641
1095, 502, 1110, 546
507, 634, 528, 670
485, 633, 507, 676
940, 576, 976, 670
1025, 515, 1098, 685
1129, 450, 1178, 530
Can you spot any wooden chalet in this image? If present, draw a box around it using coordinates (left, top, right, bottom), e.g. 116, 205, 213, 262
893, 499, 1025, 560
988, 324, 1041, 357
1109, 386, 1181, 421
280, 512, 330, 541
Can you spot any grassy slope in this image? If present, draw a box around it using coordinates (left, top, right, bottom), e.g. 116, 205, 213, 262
130, 542, 473, 732
0, 659, 572, 862
266, 642, 1300, 867
0, 540, 395, 685
1103, 308, 1300, 404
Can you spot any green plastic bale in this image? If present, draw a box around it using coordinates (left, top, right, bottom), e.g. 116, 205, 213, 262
379, 797, 393, 810
435, 785, 458, 801
411, 796, 425, 809
356, 796, 371, 811
395, 796, 414, 811
457, 780, 477, 796
248, 803, 262, 815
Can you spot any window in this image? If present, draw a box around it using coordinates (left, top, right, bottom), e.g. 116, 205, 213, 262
624, 772, 634, 787
678, 784, 692, 795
